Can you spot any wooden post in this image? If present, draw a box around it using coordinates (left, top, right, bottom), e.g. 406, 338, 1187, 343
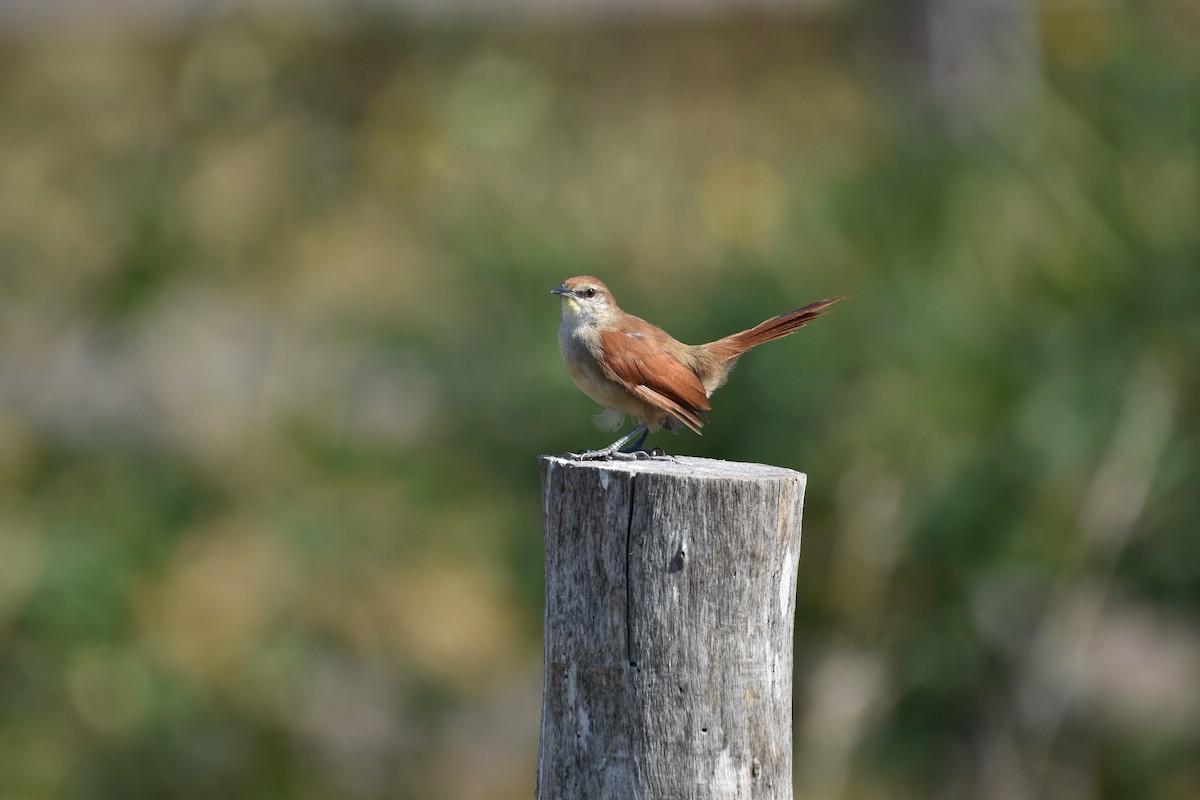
537, 455, 806, 800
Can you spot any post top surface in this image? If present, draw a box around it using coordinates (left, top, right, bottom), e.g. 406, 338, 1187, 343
539, 454, 806, 482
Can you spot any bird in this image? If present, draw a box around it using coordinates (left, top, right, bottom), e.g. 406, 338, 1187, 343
552, 276, 845, 459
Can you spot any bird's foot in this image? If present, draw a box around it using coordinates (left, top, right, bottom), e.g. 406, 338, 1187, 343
568, 447, 624, 461
564, 449, 600, 461
640, 447, 677, 461
565, 423, 660, 461
611, 449, 663, 461
566, 447, 671, 461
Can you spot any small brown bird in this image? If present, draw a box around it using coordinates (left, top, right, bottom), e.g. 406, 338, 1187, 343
552, 276, 845, 459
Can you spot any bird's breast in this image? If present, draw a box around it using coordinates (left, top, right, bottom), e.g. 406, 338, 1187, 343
558, 323, 607, 391
558, 322, 647, 416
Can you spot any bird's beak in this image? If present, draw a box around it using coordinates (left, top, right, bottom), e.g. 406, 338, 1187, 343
551, 286, 573, 298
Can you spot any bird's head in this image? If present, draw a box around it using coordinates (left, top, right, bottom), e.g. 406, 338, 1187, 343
552, 276, 617, 325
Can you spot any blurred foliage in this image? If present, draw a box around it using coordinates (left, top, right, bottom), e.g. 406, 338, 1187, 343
1, 2, 1199, 799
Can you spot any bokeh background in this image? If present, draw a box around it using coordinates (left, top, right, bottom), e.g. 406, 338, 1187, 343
1, 0, 1198, 797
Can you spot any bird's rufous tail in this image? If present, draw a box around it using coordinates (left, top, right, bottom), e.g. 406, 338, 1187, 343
707, 295, 846, 358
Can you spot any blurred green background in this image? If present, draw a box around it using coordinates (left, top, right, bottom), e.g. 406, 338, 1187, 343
1, 0, 1198, 798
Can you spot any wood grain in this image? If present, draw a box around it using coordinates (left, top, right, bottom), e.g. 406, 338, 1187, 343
538, 455, 806, 800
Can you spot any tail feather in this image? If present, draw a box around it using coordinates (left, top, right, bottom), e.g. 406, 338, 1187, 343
710, 295, 846, 357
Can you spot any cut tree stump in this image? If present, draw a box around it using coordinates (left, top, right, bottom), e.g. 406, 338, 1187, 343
537, 455, 806, 800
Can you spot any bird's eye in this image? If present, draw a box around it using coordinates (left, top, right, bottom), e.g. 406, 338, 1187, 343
584, 288, 597, 298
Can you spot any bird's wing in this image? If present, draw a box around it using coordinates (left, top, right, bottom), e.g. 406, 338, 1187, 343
598, 326, 710, 434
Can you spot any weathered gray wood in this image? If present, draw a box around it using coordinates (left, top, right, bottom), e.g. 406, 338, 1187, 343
537, 455, 806, 800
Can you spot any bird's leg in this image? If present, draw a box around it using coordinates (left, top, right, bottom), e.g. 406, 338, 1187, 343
620, 426, 650, 453
573, 423, 649, 461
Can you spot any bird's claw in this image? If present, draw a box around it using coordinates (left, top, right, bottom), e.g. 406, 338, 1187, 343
565, 449, 614, 461
572, 451, 601, 461
565, 448, 671, 462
